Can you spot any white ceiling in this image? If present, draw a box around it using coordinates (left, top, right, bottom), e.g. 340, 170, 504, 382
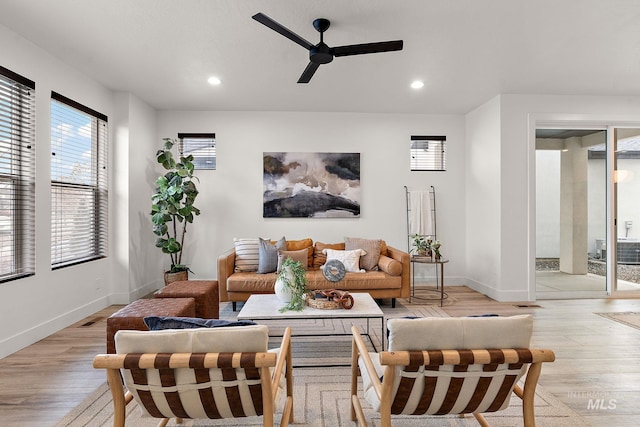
1, 0, 640, 114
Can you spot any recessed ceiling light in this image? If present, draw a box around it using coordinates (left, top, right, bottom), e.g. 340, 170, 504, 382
207, 76, 221, 85
411, 80, 424, 89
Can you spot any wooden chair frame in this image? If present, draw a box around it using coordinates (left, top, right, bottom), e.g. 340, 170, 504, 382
350, 326, 555, 427
94, 327, 293, 427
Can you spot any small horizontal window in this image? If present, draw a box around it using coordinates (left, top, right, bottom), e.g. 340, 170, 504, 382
178, 133, 216, 170
410, 135, 446, 171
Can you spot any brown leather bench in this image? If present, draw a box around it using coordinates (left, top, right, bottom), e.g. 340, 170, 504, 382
154, 280, 219, 319
106, 297, 195, 353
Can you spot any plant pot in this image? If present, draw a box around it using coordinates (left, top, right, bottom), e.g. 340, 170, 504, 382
274, 269, 293, 303
164, 270, 188, 286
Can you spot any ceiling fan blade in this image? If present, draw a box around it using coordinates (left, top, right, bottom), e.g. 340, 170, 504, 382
252, 13, 314, 50
332, 40, 403, 57
297, 62, 321, 83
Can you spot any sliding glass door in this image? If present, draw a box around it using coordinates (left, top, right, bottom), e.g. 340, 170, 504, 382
535, 126, 640, 297
535, 128, 608, 297
613, 128, 640, 293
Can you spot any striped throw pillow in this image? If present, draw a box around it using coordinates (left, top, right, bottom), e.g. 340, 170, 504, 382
234, 238, 263, 272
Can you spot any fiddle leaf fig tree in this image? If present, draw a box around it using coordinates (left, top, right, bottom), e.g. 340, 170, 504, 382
151, 138, 200, 273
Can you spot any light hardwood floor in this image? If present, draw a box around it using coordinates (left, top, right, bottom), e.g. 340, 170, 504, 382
1, 286, 639, 426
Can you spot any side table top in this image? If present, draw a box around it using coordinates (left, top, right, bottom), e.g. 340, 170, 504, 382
238, 292, 383, 320
411, 256, 449, 264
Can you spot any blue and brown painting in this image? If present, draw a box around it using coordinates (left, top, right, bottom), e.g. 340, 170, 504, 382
263, 152, 360, 218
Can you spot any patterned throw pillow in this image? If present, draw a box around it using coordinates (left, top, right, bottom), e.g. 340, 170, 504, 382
322, 248, 367, 273
233, 238, 263, 272
257, 236, 286, 274
345, 237, 382, 271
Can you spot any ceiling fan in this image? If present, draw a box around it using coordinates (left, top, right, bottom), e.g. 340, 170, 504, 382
252, 13, 404, 83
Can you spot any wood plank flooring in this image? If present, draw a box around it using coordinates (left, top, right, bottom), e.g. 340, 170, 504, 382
1, 286, 639, 426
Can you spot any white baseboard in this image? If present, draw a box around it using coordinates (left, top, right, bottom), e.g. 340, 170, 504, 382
0, 295, 110, 359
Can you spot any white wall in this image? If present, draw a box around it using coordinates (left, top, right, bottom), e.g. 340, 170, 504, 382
156, 111, 467, 283
0, 24, 117, 358
464, 96, 502, 298
535, 150, 561, 257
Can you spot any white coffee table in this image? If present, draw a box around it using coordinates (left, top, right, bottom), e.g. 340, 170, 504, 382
238, 293, 385, 364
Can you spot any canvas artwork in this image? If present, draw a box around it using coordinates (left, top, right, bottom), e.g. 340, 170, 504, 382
263, 152, 360, 218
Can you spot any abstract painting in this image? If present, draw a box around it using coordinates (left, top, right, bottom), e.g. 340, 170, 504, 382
263, 152, 360, 218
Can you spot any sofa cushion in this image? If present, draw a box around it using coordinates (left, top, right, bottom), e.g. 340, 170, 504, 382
313, 242, 345, 268
323, 248, 366, 272
257, 236, 286, 273
285, 238, 314, 267
345, 237, 382, 271
233, 238, 262, 272
277, 248, 309, 271
377, 255, 402, 276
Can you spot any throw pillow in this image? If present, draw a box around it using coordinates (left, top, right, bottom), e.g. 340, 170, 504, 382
277, 248, 309, 272
323, 248, 367, 272
345, 237, 382, 270
377, 255, 402, 276
313, 242, 345, 268
233, 238, 264, 272
144, 316, 257, 330
257, 236, 286, 274
285, 238, 314, 267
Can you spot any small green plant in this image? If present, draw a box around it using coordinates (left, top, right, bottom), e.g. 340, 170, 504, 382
277, 257, 309, 312
410, 234, 431, 255
151, 138, 200, 273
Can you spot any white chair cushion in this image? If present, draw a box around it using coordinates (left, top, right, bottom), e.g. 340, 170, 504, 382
387, 315, 533, 351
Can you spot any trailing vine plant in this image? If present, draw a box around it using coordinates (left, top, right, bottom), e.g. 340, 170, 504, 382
277, 257, 309, 312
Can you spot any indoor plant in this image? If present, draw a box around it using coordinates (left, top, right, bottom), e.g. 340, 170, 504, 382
151, 138, 200, 284
410, 234, 431, 256
275, 257, 309, 312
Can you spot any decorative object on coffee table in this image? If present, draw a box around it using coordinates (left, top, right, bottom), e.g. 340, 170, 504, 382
308, 289, 354, 310
151, 138, 200, 285
275, 256, 309, 312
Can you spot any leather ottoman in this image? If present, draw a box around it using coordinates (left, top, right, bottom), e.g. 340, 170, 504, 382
154, 280, 219, 319
106, 297, 195, 353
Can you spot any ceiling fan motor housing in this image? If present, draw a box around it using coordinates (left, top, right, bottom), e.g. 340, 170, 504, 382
310, 43, 333, 64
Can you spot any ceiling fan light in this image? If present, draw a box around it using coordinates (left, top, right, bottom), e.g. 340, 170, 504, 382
207, 76, 222, 85
411, 80, 424, 89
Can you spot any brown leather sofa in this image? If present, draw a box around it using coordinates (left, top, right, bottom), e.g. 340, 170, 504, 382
218, 239, 410, 310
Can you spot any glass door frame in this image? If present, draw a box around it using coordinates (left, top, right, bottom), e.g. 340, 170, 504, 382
530, 116, 640, 299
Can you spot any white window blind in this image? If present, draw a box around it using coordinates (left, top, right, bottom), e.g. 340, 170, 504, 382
178, 133, 216, 170
0, 66, 35, 282
410, 135, 446, 171
51, 92, 108, 268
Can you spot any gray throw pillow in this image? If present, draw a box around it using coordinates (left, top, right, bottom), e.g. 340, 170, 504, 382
144, 316, 257, 330
257, 236, 286, 273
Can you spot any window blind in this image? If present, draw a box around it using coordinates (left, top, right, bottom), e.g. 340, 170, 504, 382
0, 66, 35, 283
410, 135, 446, 171
178, 133, 216, 170
50, 92, 107, 268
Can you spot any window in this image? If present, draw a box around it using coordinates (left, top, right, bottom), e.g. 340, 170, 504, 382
178, 133, 216, 170
410, 135, 446, 171
50, 92, 107, 268
0, 66, 35, 282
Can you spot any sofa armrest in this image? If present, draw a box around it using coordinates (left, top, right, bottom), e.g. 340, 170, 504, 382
217, 248, 236, 302
385, 246, 410, 298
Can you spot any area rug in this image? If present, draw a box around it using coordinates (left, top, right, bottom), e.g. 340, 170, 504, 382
56, 300, 588, 426
595, 312, 640, 330
56, 370, 588, 427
